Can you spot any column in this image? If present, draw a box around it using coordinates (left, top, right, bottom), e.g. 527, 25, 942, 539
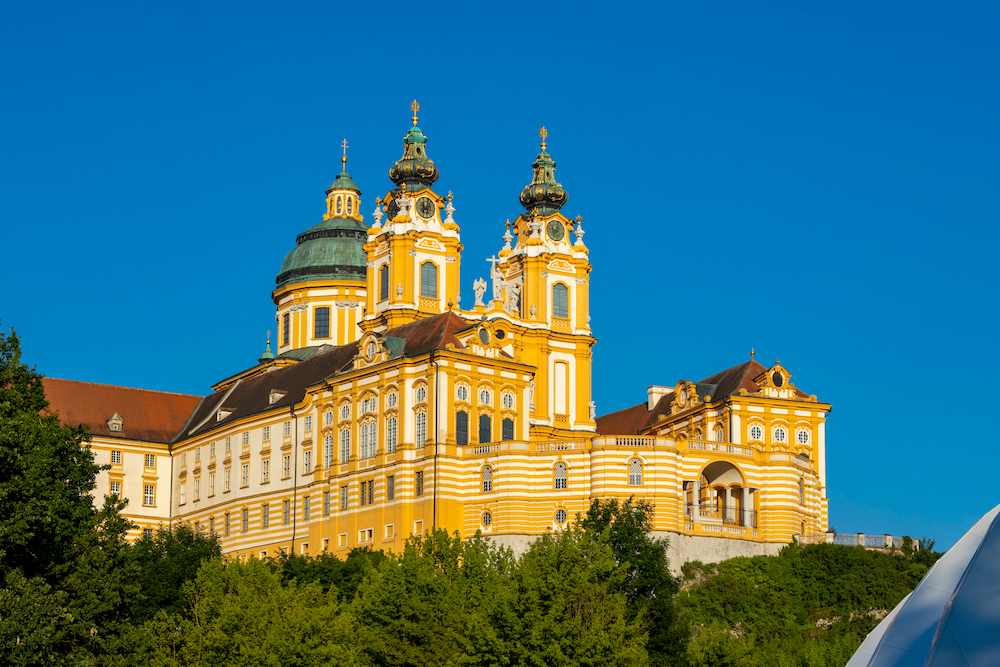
741, 487, 750, 527
723, 487, 732, 522
693, 479, 701, 519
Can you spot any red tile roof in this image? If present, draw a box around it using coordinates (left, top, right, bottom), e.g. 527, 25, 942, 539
42, 378, 203, 444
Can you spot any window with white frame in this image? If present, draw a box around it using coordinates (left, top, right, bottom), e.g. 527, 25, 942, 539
261, 504, 269, 528
243, 432, 249, 447
305, 415, 312, 431
283, 421, 291, 437
415, 470, 424, 496
210, 442, 216, 456
241, 464, 249, 487
263, 425, 270, 441
628, 458, 643, 486
714, 426, 725, 442
340, 428, 350, 462
749, 424, 763, 441
110, 480, 121, 497
554, 461, 567, 489
415, 412, 426, 445
209, 472, 215, 495
555, 508, 567, 525
282, 454, 290, 478
797, 429, 809, 445
144, 484, 155, 506
387, 475, 395, 500
181, 452, 187, 466
144, 454, 156, 468
419, 261, 438, 298
502, 392, 514, 409
479, 388, 491, 405
482, 465, 493, 492
224, 513, 230, 536
456, 385, 469, 402
340, 485, 348, 510
323, 490, 330, 515
552, 283, 569, 318
209, 517, 215, 536
386, 416, 398, 453
194, 478, 200, 501
774, 427, 787, 443
360, 420, 375, 459
325, 410, 334, 427
111, 450, 122, 465
303, 450, 311, 475
226, 436, 231, 451
224, 468, 231, 492
415, 386, 427, 403
241, 508, 248, 532
195, 447, 201, 462
340, 404, 350, 421
180, 483, 186, 505
386, 391, 398, 409
325, 434, 334, 468
303, 496, 310, 520
283, 499, 290, 524
261, 460, 270, 484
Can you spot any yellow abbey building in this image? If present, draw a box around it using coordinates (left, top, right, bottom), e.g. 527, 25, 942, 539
44, 107, 831, 571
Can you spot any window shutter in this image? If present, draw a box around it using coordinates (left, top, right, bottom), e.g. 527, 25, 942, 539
456, 411, 468, 446
552, 283, 569, 318
502, 417, 514, 441
478, 414, 491, 444
420, 262, 437, 298
380, 265, 389, 301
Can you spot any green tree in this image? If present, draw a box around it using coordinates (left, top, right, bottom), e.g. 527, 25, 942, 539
129, 523, 222, 622
147, 557, 359, 666
271, 546, 388, 600
579, 497, 687, 666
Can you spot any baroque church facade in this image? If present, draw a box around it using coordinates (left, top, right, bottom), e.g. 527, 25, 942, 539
44, 105, 831, 569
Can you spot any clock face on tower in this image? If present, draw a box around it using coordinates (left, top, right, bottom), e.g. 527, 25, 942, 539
546, 219, 564, 242
416, 196, 435, 219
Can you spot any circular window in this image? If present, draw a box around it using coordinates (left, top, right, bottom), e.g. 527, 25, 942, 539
415, 387, 427, 403
502, 393, 514, 409
797, 430, 809, 445
366, 341, 377, 359
714, 428, 724, 443
479, 329, 490, 346
457, 385, 469, 402
386, 392, 397, 408
750, 424, 763, 441
479, 388, 491, 405
325, 411, 333, 427
495, 329, 505, 340
482, 512, 492, 527
555, 508, 567, 524
772, 371, 784, 387
340, 405, 350, 421
774, 427, 787, 443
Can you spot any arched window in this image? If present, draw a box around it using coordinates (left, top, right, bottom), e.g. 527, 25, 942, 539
339, 427, 350, 462
386, 416, 397, 453
554, 462, 567, 490
629, 458, 643, 486
360, 421, 370, 459
478, 414, 491, 444
367, 421, 377, 456
314, 307, 330, 339
282, 313, 290, 346
502, 417, 514, 441
456, 410, 468, 446
336, 196, 343, 214
420, 262, 438, 298
324, 411, 333, 427
482, 465, 493, 492
714, 426, 725, 442
552, 283, 569, 318
324, 434, 333, 469
379, 264, 390, 302
415, 412, 426, 445
347, 197, 353, 215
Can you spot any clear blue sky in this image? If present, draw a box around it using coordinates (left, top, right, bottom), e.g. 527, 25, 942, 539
2, 1, 997, 551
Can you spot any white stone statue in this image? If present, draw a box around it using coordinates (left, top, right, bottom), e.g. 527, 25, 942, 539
589, 400, 596, 420
490, 260, 503, 302
529, 380, 535, 410
372, 198, 384, 228
507, 282, 521, 314
473, 278, 487, 307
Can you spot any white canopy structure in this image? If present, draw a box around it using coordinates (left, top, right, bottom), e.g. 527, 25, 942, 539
846, 502, 1000, 667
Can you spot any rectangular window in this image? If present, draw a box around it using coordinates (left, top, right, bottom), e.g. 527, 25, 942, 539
456, 411, 468, 446
241, 464, 249, 487
144, 528, 154, 539
478, 414, 491, 444
209, 516, 215, 536
385, 524, 395, 539
283, 499, 290, 524
502, 417, 514, 441
303, 496, 310, 520
181, 452, 187, 466
241, 508, 248, 533
283, 421, 291, 437
144, 454, 156, 468
303, 450, 312, 475
413, 520, 423, 536
243, 432, 250, 447
180, 483, 186, 505
340, 485, 348, 510
379, 264, 389, 301
225, 436, 231, 451
360, 481, 367, 507
283, 313, 290, 346
387, 475, 395, 501
143, 484, 155, 506
415, 413, 426, 445
301, 543, 309, 555
195, 447, 200, 462
338, 533, 347, 548
111, 450, 122, 465
420, 261, 438, 298
323, 538, 329, 552
314, 307, 331, 339
262, 504, 269, 528
386, 416, 397, 453
415, 471, 424, 497
194, 478, 200, 501
340, 429, 350, 463
261, 460, 270, 483
358, 528, 373, 543
305, 415, 312, 431
210, 442, 216, 457
323, 490, 330, 515
263, 425, 270, 441
552, 282, 569, 318
110, 480, 121, 497
224, 513, 231, 536
283, 454, 291, 479
209, 472, 216, 496
224, 468, 231, 492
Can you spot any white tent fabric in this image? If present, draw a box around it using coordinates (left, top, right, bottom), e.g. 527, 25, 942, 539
846, 502, 1000, 667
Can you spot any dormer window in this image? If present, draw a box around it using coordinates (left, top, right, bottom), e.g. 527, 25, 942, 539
107, 412, 123, 433
217, 408, 233, 422
269, 389, 287, 405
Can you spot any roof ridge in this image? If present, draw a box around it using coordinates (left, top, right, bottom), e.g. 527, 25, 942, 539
44, 377, 201, 398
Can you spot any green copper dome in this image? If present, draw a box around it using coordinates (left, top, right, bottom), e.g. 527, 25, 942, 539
327, 164, 361, 194
388, 124, 440, 191
275, 215, 368, 288
519, 135, 568, 214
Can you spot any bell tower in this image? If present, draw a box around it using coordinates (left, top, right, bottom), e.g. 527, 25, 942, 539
361, 102, 464, 333
485, 128, 595, 436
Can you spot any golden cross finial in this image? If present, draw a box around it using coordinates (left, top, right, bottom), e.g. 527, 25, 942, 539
750, 347, 755, 359
266, 330, 271, 345
539, 126, 548, 150
410, 100, 420, 126
341, 138, 348, 168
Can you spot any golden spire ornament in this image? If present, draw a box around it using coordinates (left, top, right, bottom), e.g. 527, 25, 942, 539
539, 126, 548, 151
341, 138, 348, 169
410, 100, 420, 126
750, 347, 755, 360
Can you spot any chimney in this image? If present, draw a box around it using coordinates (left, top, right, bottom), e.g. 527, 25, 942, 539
647, 386, 671, 411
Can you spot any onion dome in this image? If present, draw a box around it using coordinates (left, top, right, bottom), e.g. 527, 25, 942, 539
519, 127, 568, 215
388, 100, 439, 191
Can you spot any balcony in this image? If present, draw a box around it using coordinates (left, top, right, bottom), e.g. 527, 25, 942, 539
685, 503, 759, 538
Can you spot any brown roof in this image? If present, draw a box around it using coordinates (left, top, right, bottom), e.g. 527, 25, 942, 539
595, 359, 810, 435
184, 312, 474, 439
43, 378, 203, 444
